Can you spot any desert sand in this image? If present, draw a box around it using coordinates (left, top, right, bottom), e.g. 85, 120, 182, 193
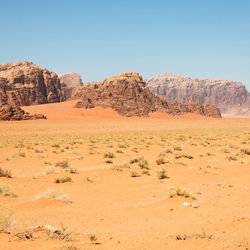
0, 101, 249, 250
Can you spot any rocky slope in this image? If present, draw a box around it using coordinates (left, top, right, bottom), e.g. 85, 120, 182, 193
0, 61, 63, 106
59, 72, 83, 100
146, 73, 250, 117
0, 104, 46, 121
73, 72, 221, 117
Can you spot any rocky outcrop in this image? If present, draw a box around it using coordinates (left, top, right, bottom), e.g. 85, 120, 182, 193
0, 61, 63, 106
146, 73, 250, 117
0, 104, 46, 121
59, 72, 83, 88
59, 72, 83, 100
73, 72, 221, 117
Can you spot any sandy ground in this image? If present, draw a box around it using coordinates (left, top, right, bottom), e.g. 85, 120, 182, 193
0, 101, 249, 250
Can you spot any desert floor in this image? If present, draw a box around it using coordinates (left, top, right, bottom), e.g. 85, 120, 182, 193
0, 101, 249, 250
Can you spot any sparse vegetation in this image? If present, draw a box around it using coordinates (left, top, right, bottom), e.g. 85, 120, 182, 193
36, 189, 70, 203
56, 160, 69, 169
157, 167, 168, 179
0, 206, 13, 231
169, 187, 196, 200
0, 167, 12, 178
54, 176, 72, 184
0, 183, 16, 197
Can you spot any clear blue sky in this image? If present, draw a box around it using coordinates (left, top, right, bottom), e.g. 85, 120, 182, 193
1, 0, 250, 90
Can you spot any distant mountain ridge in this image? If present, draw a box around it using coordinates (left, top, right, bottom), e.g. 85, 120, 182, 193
72, 72, 221, 117
146, 73, 250, 117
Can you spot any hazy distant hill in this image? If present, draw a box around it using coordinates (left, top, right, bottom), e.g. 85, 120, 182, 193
146, 73, 250, 117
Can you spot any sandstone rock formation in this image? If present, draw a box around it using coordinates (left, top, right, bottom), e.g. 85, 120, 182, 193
146, 73, 250, 117
73, 72, 221, 117
59, 72, 83, 100
0, 61, 63, 106
59, 72, 83, 88
0, 104, 46, 121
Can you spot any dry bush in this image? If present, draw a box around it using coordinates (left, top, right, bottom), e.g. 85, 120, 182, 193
129, 168, 141, 177
55, 160, 69, 169
103, 152, 115, 159
0, 167, 12, 178
65, 167, 78, 174
157, 167, 168, 179
156, 156, 166, 165
36, 189, 69, 203
45, 166, 58, 175
0, 182, 16, 197
0, 206, 13, 231
169, 187, 196, 200
54, 176, 72, 184
241, 148, 250, 155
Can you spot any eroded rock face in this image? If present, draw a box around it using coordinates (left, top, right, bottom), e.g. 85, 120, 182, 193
146, 73, 250, 117
59, 72, 83, 100
0, 61, 63, 106
73, 72, 221, 117
59, 72, 83, 88
0, 104, 46, 121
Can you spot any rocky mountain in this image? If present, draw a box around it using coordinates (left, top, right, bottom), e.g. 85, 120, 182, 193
146, 73, 250, 117
59, 72, 83, 88
73, 72, 221, 117
0, 61, 63, 106
59, 72, 83, 100
0, 104, 46, 121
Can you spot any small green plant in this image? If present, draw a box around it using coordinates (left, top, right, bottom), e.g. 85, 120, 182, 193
54, 176, 72, 184
0, 167, 12, 178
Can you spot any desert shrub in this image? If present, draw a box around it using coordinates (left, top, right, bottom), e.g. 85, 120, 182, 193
103, 152, 115, 159
173, 146, 182, 151
54, 176, 72, 184
19, 152, 26, 157
0, 206, 13, 231
175, 152, 193, 159
129, 168, 141, 177
45, 166, 58, 175
157, 167, 168, 179
88, 233, 98, 243
36, 189, 69, 203
0, 167, 12, 178
137, 158, 149, 169
105, 159, 113, 164
226, 154, 238, 161
169, 187, 196, 200
241, 148, 250, 155
156, 156, 166, 165
66, 167, 78, 174
55, 160, 69, 168
0, 183, 16, 197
